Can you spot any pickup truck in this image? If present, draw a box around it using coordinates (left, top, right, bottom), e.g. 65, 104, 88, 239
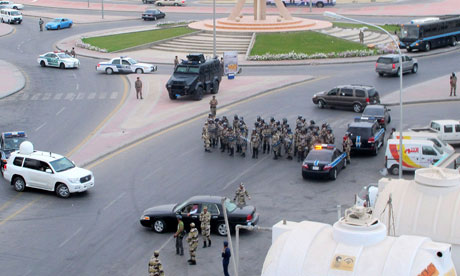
410, 120, 460, 145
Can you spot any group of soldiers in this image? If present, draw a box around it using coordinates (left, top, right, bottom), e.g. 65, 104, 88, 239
202, 114, 337, 162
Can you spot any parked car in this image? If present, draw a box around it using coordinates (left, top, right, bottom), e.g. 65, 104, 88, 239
140, 195, 259, 236
0, 1, 23, 10
375, 54, 418, 77
156, 0, 185, 6
410, 120, 460, 145
301, 144, 347, 180
312, 84, 380, 113
142, 9, 165, 21
142, 0, 157, 3
0, 8, 21, 24
46, 18, 72, 30
361, 105, 391, 129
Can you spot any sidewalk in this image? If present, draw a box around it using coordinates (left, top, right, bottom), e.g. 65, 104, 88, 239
381, 74, 460, 106
69, 74, 314, 166
0, 60, 26, 99
0, 23, 14, 37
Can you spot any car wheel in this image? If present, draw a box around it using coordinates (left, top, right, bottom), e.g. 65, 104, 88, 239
60, 63, 65, 69
316, 1, 324, 7
40, 60, 46, 67
135, 68, 144, 74
13, 176, 26, 192
390, 164, 399, 175
106, 68, 114, 75
412, 64, 418, 74
378, 72, 384, 77
194, 86, 203, 101
169, 93, 177, 100
57, 25, 60, 30
424, 42, 431, 51
353, 103, 362, 113
157, 2, 161, 5
152, 219, 166, 233
330, 168, 337, 180
217, 223, 227, 236
69, 23, 72, 28
211, 80, 219, 94
451, 37, 457, 47
13, 6, 18, 9
317, 99, 325, 109
56, 183, 70, 198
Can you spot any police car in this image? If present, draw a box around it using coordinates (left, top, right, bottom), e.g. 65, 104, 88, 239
345, 117, 385, 155
37, 51, 80, 69
0, 131, 27, 174
301, 144, 347, 180
96, 57, 157, 75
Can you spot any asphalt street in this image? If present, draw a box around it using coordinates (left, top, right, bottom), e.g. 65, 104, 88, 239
0, 6, 459, 276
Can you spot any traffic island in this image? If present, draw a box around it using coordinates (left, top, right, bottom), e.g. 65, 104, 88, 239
0, 60, 26, 99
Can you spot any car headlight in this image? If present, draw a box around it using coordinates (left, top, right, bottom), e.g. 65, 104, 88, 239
141, 216, 150, 220
68, 177, 79, 183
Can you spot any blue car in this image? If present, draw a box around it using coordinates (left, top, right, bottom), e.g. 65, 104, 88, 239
46, 18, 73, 30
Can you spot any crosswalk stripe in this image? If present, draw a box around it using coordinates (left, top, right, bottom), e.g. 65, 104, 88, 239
31, 93, 42, 100
76, 93, 85, 100
88, 93, 96, 100
20, 94, 29, 100
42, 93, 52, 100
54, 93, 63, 100
5, 92, 120, 102
65, 93, 75, 101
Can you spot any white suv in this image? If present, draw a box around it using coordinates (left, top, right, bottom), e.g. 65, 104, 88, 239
3, 142, 94, 198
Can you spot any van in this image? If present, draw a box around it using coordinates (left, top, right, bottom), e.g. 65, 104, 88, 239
391, 131, 455, 155
385, 139, 450, 175
0, 8, 22, 24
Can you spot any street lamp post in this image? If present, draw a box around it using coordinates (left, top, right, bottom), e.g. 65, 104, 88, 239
323, 11, 404, 179
102, 0, 104, 19
213, 0, 216, 58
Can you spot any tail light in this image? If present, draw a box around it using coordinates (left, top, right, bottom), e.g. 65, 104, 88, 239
343, 135, 347, 141
3, 164, 6, 171
375, 62, 378, 68
366, 97, 370, 103
379, 118, 384, 123
368, 137, 375, 143
302, 163, 309, 169
323, 165, 332, 171
97, 64, 100, 67
246, 214, 253, 222
392, 64, 396, 69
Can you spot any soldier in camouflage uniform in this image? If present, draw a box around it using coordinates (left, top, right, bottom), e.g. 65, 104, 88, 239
296, 115, 303, 127
227, 126, 236, 156
199, 206, 212, 248
187, 222, 199, 265
250, 129, 260, 159
220, 124, 228, 152
293, 123, 302, 157
262, 124, 271, 154
272, 127, 282, 160
232, 114, 239, 132
320, 123, 328, 143
148, 250, 164, 276
310, 131, 322, 150
202, 127, 211, 152
238, 122, 248, 157
234, 123, 241, 153
343, 132, 353, 164
284, 128, 294, 160
208, 119, 217, 148
297, 130, 307, 162
234, 183, 251, 206
326, 128, 335, 144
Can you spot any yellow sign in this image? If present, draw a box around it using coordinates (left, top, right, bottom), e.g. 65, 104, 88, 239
330, 254, 355, 272
444, 268, 457, 276
418, 263, 439, 276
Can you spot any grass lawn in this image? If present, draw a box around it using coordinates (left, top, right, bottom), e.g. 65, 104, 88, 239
250, 31, 367, 56
82, 27, 196, 52
332, 22, 400, 34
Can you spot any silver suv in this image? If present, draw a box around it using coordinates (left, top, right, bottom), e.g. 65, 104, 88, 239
375, 54, 418, 77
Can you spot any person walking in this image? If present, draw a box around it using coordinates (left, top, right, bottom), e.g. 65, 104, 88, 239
199, 206, 211, 248
39, 18, 44, 32
222, 241, 231, 276
450, 72, 457, 96
209, 96, 218, 116
174, 215, 185, 256
148, 251, 164, 276
174, 56, 179, 68
70, 47, 76, 58
135, 77, 143, 99
359, 30, 364, 44
187, 222, 198, 265
343, 132, 353, 164
220, 57, 225, 76
234, 183, 251, 206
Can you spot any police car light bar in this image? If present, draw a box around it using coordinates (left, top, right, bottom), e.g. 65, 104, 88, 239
4, 131, 26, 138
315, 144, 335, 150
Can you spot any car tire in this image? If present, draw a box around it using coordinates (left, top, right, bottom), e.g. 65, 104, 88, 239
169, 93, 177, 100
407, 48, 412, 52
378, 72, 384, 77
424, 42, 431, 51
396, 68, 401, 77
217, 222, 227, 236
412, 64, 418, 74
152, 219, 166, 233
56, 183, 70, 198
317, 99, 325, 109
59, 63, 65, 69
40, 60, 46, 67
390, 164, 399, 175
316, 1, 324, 7
106, 68, 114, 75
211, 80, 219, 94
69, 23, 72, 28
135, 68, 144, 74
353, 103, 362, 113
451, 37, 457, 47
57, 25, 60, 30
13, 6, 18, 9
157, 2, 161, 5
194, 86, 203, 101
13, 176, 26, 192
329, 168, 337, 180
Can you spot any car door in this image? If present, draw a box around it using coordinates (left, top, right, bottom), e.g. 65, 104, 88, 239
47, 53, 58, 67
111, 58, 121, 72
443, 124, 454, 143
421, 145, 439, 167
455, 123, 460, 142
324, 88, 338, 106
338, 87, 354, 107
121, 59, 132, 73
22, 158, 44, 188
35, 161, 55, 191
354, 88, 366, 106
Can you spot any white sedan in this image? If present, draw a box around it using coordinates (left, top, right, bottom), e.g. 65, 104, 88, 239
0, 1, 24, 9
37, 51, 80, 69
96, 57, 157, 75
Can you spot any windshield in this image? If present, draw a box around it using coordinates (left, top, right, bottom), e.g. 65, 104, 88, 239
349, 127, 372, 138
377, 57, 397, 64
50, 157, 75, 172
4, 137, 26, 150
174, 200, 189, 213
401, 25, 419, 39
11, 11, 20, 15
175, 66, 199, 74
53, 19, 61, 22
57, 53, 71, 59
363, 107, 383, 116
224, 198, 237, 212
307, 150, 333, 161
128, 58, 137, 65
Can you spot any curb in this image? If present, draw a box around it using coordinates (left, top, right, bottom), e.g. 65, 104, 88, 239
0, 25, 15, 37
79, 75, 315, 168
22, 14, 140, 24
384, 98, 460, 107
0, 60, 26, 99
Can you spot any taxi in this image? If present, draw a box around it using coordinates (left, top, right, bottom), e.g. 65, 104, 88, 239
301, 144, 347, 180
37, 51, 80, 69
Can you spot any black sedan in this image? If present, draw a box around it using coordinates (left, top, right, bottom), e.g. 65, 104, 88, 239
140, 195, 259, 236
142, 9, 165, 21
302, 144, 347, 180
362, 105, 391, 129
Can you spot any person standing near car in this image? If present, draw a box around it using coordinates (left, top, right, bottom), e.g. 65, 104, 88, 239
343, 132, 353, 164
187, 222, 199, 265
450, 72, 457, 96
70, 47, 76, 58
234, 183, 250, 206
135, 77, 143, 99
222, 241, 231, 276
174, 215, 185, 256
174, 56, 179, 69
199, 206, 211, 248
39, 18, 44, 31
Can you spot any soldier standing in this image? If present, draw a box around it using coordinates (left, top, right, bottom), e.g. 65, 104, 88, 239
199, 206, 211, 248
202, 126, 211, 152
320, 124, 328, 143
285, 128, 294, 160
208, 119, 217, 148
39, 18, 44, 31
174, 56, 179, 68
239, 122, 248, 157
311, 131, 322, 149
234, 183, 251, 206
221, 124, 228, 153
262, 124, 271, 154
272, 128, 282, 160
148, 251, 164, 276
135, 77, 143, 100
250, 129, 260, 159
70, 47, 76, 58
326, 128, 335, 144
359, 29, 364, 44
174, 215, 185, 256
227, 127, 236, 156
343, 132, 353, 164
297, 130, 307, 162
450, 72, 457, 96
187, 222, 199, 265
209, 96, 218, 116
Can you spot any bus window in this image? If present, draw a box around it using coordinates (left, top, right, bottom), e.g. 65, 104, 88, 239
401, 25, 419, 39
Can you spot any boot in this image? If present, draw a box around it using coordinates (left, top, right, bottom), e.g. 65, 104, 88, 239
287, 156, 292, 160
189, 260, 196, 265
273, 152, 278, 160
188, 259, 192, 263
252, 151, 255, 159
208, 239, 211, 247
229, 148, 234, 156
241, 152, 245, 158
176, 248, 180, 255
267, 145, 270, 152
203, 241, 207, 248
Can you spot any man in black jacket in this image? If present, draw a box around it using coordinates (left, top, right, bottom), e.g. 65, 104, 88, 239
222, 241, 231, 276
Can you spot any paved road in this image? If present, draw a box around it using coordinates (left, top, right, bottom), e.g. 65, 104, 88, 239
0, 8, 459, 276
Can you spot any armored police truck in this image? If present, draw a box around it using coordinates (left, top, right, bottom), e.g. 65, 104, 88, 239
166, 54, 222, 101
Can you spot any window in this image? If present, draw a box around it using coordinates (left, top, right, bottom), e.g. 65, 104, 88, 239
455, 124, 460, 132
444, 125, 453, 133
203, 203, 219, 215
23, 158, 41, 170
38, 161, 52, 172
13, 157, 23, 166
50, 157, 75, 172
431, 122, 440, 131
182, 204, 200, 215
112, 59, 120, 65
355, 89, 365, 97
422, 146, 437, 156
327, 88, 337, 96
340, 88, 353, 97
121, 60, 131, 65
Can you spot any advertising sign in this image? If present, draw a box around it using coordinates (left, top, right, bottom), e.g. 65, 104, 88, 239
223, 51, 238, 75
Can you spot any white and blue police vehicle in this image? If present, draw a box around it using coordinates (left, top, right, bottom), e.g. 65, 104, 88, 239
96, 57, 157, 75
302, 144, 347, 180
346, 117, 385, 156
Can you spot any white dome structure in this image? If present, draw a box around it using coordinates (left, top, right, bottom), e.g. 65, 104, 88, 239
262, 206, 456, 276
19, 141, 33, 155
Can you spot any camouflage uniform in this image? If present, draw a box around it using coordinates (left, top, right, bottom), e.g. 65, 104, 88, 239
209, 98, 218, 116
262, 125, 271, 154
343, 135, 353, 163
250, 130, 260, 159
238, 124, 248, 157
148, 251, 164, 276
227, 128, 236, 156
297, 131, 307, 162
234, 184, 251, 206
320, 126, 328, 143
199, 208, 211, 247
272, 130, 282, 160
232, 116, 239, 131
187, 223, 199, 265
202, 128, 211, 152
326, 130, 335, 144
220, 125, 228, 152
208, 120, 217, 148
284, 130, 294, 160
310, 133, 321, 150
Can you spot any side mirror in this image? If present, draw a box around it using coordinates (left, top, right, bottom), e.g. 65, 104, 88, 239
45, 168, 52, 173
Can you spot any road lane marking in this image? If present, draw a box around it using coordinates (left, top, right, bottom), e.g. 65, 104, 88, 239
65, 93, 76, 101
42, 93, 51, 100
110, 92, 118, 99
35, 122, 46, 132
59, 227, 82, 248
158, 236, 173, 252
141, 168, 161, 182
88, 93, 96, 100
0, 193, 23, 213
0, 196, 41, 227
76, 93, 85, 100
99, 93, 107, 100
76, 83, 79, 91
86, 76, 326, 170
54, 93, 63, 100
222, 154, 269, 190
56, 107, 66, 116
102, 192, 126, 211
31, 93, 42, 100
